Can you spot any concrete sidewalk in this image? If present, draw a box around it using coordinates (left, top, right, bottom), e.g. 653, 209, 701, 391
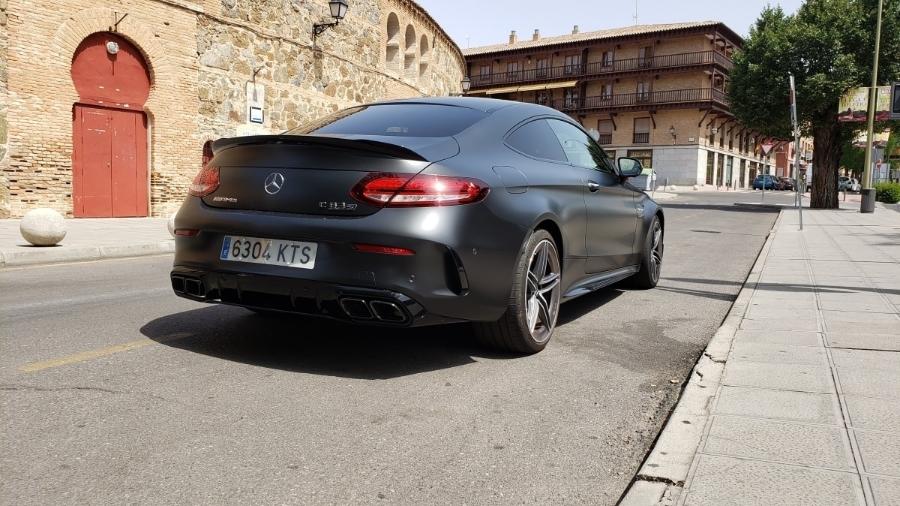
0, 218, 173, 267
625, 203, 900, 505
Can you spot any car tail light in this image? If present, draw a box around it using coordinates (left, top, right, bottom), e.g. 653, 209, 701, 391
351, 173, 488, 207
352, 243, 415, 256
189, 165, 219, 197
174, 228, 199, 237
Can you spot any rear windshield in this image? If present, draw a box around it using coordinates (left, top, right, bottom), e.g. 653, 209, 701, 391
286, 104, 488, 138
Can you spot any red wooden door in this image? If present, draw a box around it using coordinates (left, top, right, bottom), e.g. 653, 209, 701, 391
71, 33, 151, 217
73, 104, 148, 217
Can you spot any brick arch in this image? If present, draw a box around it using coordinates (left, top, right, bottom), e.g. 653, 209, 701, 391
52, 7, 174, 112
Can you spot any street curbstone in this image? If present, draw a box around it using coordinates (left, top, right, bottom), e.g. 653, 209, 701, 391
0, 241, 174, 268
620, 211, 783, 504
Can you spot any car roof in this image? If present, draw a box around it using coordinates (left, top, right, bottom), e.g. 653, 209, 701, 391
370, 96, 558, 116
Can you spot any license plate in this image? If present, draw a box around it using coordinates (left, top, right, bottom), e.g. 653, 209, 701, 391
220, 235, 317, 269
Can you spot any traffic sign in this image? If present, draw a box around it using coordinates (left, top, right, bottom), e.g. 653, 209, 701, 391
761, 142, 775, 156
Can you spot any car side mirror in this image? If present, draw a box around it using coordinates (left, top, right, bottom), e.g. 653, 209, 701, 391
617, 157, 643, 178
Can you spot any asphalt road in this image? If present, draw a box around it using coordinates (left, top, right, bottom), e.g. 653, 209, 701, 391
1, 191, 796, 505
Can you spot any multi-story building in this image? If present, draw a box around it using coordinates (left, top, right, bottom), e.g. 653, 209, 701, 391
463, 22, 775, 188
774, 137, 814, 178
0, 0, 465, 218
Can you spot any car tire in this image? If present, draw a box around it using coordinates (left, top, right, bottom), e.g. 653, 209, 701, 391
628, 215, 663, 289
474, 230, 562, 354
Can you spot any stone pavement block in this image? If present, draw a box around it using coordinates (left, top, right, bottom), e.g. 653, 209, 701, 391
835, 368, 900, 399
713, 386, 839, 425
703, 416, 853, 470
845, 396, 900, 432
682, 455, 863, 506
854, 430, 900, 477
818, 292, 885, 303
723, 361, 834, 393
818, 299, 897, 313
733, 330, 821, 347
827, 331, 900, 351
748, 299, 820, 310
744, 307, 819, 321
730, 342, 826, 365
823, 310, 900, 324
831, 349, 900, 370
869, 477, 900, 506
828, 320, 900, 335
740, 318, 820, 332
620, 481, 673, 506
751, 290, 818, 302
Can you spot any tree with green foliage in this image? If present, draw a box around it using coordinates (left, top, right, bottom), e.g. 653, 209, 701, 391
729, 0, 900, 208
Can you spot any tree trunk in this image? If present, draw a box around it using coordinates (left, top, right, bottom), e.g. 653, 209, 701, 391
810, 122, 842, 209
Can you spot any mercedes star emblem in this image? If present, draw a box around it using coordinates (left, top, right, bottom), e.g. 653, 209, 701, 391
264, 172, 285, 195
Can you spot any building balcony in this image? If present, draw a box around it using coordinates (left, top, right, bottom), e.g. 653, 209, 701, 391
532, 88, 730, 113
470, 50, 732, 89
596, 133, 612, 145
633, 132, 650, 144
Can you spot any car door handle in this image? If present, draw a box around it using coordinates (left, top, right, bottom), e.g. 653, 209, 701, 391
587, 181, 600, 192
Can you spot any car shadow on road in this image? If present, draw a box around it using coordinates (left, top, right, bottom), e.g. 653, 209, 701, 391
142, 287, 627, 379
140, 305, 511, 380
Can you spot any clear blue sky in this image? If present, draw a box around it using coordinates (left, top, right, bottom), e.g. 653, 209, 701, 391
416, 0, 804, 49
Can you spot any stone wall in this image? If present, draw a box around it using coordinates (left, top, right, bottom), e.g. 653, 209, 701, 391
1, 0, 465, 218
0, 0, 9, 218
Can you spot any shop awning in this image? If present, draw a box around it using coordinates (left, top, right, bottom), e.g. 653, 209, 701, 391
517, 81, 578, 92
484, 85, 522, 95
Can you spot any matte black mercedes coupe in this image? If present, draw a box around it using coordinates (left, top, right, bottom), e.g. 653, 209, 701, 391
171, 97, 663, 353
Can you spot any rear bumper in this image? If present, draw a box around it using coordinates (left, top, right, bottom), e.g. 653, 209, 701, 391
171, 197, 528, 325
170, 266, 460, 327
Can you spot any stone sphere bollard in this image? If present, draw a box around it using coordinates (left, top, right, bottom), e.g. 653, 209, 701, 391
167, 213, 177, 238
20, 208, 67, 246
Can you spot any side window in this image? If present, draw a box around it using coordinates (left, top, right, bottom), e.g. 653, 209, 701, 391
546, 119, 614, 173
506, 119, 567, 162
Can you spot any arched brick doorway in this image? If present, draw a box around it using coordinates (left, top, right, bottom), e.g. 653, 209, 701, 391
71, 32, 150, 217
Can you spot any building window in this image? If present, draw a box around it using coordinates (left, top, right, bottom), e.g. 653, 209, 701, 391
564, 54, 581, 75
638, 46, 653, 67
636, 81, 651, 102
601, 50, 614, 68
601, 83, 613, 101
627, 149, 653, 169
563, 88, 580, 109
706, 150, 714, 184
605, 149, 617, 159
507, 61, 521, 81
536, 58, 549, 78
597, 119, 614, 145
536, 91, 551, 106
633, 117, 650, 144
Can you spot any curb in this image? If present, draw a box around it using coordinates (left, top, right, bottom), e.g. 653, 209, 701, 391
0, 241, 175, 268
619, 210, 783, 506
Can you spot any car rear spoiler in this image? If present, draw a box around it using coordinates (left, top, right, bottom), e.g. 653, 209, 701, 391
211, 134, 459, 162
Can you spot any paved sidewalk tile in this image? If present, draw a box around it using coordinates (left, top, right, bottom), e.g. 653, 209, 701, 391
703, 416, 853, 470
826, 332, 900, 351
844, 396, 900, 432
836, 368, 900, 399
683, 455, 863, 506
713, 386, 839, 425
723, 361, 835, 393
869, 477, 900, 506
831, 349, 900, 371
732, 330, 821, 347
854, 430, 900, 477
730, 342, 827, 365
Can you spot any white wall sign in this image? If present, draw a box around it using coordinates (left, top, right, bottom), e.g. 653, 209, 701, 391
246, 82, 265, 125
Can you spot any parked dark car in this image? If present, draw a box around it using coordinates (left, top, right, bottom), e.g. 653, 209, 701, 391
170, 97, 664, 354
778, 177, 795, 191
753, 174, 779, 190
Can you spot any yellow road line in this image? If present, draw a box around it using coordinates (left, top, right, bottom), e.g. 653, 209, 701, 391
18, 333, 191, 373
19, 339, 155, 373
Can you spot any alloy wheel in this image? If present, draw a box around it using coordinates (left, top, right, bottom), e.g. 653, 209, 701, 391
649, 221, 663, 283
525, 239, 561, 343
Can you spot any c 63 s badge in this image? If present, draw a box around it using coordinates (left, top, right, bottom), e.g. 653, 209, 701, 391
212, 196, 238, 203
319, 201, 358, 211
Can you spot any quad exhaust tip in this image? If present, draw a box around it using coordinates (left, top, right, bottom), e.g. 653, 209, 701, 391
171, 275, 205, 298
339, 297, 408, 323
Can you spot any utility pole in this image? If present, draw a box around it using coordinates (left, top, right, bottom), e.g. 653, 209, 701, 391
861, 0, 883, 213
790, 74, 803, 230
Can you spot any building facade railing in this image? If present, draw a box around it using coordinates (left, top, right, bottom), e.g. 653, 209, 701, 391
470, 50, 732, 88
528, 88, 729, 112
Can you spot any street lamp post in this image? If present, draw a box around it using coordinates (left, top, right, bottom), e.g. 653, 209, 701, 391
860, 0, 883, 214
